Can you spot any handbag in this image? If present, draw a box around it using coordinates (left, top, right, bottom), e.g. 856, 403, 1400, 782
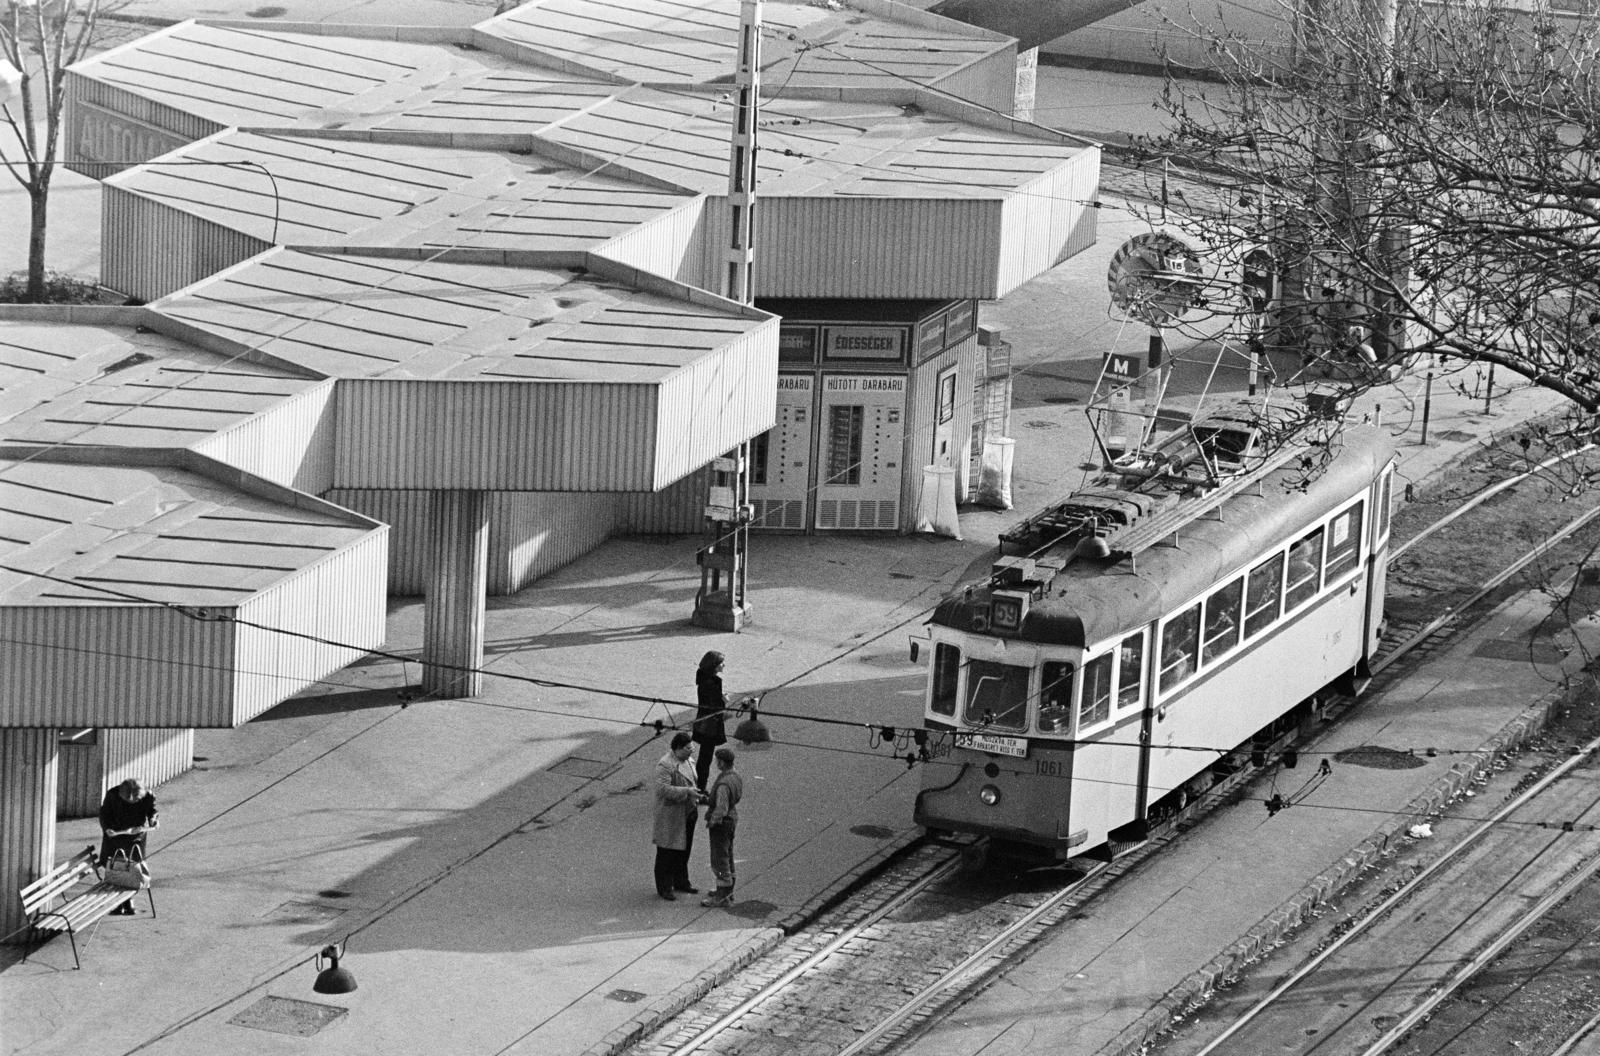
104, 852, 150, 891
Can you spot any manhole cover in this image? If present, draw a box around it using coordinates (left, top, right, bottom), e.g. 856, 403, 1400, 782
1334, 745, 1426, 769
723, 899, 777, 921
229, 996, 347, 1036
1473, 638, 1565, 663
548, 756, 619, 780
608, 989, 645, 1003
262, 900, 348, 925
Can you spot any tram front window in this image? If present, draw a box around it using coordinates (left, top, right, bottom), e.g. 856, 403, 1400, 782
963, 659, 1030, 732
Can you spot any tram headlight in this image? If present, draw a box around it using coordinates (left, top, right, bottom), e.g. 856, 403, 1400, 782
979, 784, 1002, 806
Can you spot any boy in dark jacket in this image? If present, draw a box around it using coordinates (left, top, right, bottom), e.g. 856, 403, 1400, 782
701, 748, 743, 907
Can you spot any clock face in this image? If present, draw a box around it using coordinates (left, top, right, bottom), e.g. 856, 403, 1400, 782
1106, 231, 1207, 327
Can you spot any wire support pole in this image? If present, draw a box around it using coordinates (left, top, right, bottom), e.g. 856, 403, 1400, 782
693, 0, 760, 632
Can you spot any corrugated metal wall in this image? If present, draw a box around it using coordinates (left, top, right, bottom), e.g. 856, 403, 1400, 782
192, 381, 339, 494
652, 327, 779, 488
323, 489, 434, 595
994, 150, 1102, 296
617, 466, 713, 535
595, 199, 711, 292
929, 52, 1019, 116
746, 198, 1003, 299
232, 531, 390, 723
489, 491, 619, 595
0, 607, 234, 728
325, 489, 631, 597
322, 489, 430, 595
101, 186, 270, 302
0, 729, 56, 936
64, 73, 221, 178
105, 727, 193, 803
59, 728, 195, 819
333, 381, 662, 491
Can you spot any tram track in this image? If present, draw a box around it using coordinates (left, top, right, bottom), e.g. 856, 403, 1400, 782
1169, 732, 1600, 1056
622, 442, 1600, 1056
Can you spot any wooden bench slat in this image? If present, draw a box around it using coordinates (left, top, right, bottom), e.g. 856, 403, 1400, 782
32, 886, 135, 932
19, 850, 99, 912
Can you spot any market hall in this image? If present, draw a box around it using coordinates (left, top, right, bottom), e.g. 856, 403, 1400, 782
1, 0, 1101, 938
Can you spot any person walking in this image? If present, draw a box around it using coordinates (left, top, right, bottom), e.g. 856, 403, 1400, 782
98, 777, 158, 915
653, 732, 702, 900
693, 651, 730, 792
700, 747, 743, 908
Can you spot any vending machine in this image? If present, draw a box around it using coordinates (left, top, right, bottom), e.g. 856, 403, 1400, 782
748, 374, 813, 529
815, 374, 905, 531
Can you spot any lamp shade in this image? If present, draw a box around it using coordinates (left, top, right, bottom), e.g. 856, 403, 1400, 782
313, 945, 357, 994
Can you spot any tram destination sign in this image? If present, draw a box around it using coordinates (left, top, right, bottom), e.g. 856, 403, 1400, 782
954, 732, 1028, 758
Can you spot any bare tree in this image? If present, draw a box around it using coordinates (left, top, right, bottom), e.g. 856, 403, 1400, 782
1121, 0, 1600, 420
0, 0, 114, 302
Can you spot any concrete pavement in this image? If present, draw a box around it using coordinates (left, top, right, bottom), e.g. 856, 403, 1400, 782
0, 224, 1579, 1056
0, 33, 1586, 1056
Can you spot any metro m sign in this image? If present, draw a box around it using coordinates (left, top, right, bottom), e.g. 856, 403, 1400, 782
1105, 352, 1140, 382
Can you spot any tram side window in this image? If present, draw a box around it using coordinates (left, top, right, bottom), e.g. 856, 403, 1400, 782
1079, 654, 1113, 730
1202, 578, 1244, 663
1324, 502, 1364, 580
1377, 469, 1392, 540
1285, 527, 1325, 610
1116, 632, 1145, 711
1244, 553, 1285, 637
1160, 604, 1201, 692
931, 643, 960, 716
1038, 661, 1075, 732
964, 659, 1030, 732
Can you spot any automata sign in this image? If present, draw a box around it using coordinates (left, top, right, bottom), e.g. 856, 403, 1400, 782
73, 103, 188, 172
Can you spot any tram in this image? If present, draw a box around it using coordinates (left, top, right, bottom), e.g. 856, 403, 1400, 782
914, 411, 1396, 860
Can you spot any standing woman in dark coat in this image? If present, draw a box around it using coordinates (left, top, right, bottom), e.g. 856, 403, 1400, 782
693, 651, 730, 791
99, 778, 158, 915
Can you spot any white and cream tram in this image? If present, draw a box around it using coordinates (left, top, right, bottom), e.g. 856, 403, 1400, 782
915, 420, 1396, 860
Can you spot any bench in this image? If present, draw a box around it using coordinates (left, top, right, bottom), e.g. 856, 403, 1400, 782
19, 844, 155, 969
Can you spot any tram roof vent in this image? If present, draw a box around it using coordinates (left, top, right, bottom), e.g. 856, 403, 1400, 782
992, 555, 1065, 594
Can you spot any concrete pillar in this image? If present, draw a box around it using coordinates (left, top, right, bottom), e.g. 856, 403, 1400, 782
422, 490, 489, 699
1, 728, 59, 944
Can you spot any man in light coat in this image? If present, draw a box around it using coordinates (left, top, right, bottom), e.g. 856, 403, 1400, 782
652, 732, 701, 900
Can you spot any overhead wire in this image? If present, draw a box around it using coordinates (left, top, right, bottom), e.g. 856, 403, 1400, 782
1, 15, 1484, 782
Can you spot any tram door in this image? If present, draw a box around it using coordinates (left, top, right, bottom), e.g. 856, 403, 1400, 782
748, 374, 814, 530
816, 374, 905, 530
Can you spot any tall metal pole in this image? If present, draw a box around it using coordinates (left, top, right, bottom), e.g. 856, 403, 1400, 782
692, 0, 760, 632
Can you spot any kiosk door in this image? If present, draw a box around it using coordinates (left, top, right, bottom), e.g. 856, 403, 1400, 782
748, 374, 813, 529
816, 374, 904, 531
932, 365, 958, 467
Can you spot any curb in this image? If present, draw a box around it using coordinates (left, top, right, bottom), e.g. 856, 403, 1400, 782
1094, 671, 1595, 1056
581, 828, 924, 1056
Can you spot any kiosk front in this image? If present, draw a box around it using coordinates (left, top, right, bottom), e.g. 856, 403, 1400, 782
748, 299, 981, 533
